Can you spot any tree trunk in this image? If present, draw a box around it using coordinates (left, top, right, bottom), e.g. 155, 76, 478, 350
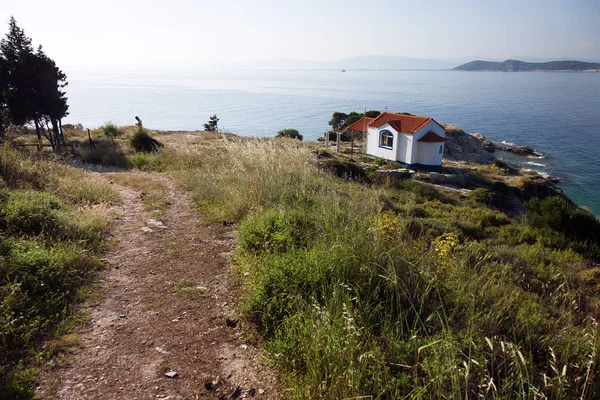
43, 117, 55, 150
51, 118, 61, 151
58, 119, 64, 146
33, 118, 43, 150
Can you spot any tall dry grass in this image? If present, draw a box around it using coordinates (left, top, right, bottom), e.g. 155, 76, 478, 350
74, 133, 600, 398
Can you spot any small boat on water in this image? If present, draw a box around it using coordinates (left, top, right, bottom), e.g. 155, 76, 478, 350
341, 69, 346, 72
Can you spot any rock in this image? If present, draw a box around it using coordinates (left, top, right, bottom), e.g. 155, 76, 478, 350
546, 175, 561, 183
258, 389, 265, 395
230, 386, 242, 398
155, 346, 170, 354
471, 132, 496, 152
226, 318, 238, 328
429, 172, 470, 187
444, 131, 495, 164
248, 388, 256, 397
164, 371, 178, 379
375, 168, 413, 181
496, 146, 541, 157
140, 227, 153, 233
204, 376, 221, 391
147, 219, 166, 228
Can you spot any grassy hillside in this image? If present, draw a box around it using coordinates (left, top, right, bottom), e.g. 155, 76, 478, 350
94, 132, 600, 398
0, 148, 120, 397
6, 127, 600, 398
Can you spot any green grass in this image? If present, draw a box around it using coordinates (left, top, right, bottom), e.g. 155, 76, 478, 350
29, 127, 597, 398
146, 137, 600, 398
105, 172, 169, 217
0, 148, 118, 397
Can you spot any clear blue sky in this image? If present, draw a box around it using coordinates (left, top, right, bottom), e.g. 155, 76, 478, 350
1, 0, 599, 69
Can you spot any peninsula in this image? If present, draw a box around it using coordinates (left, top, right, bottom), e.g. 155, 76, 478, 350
454, 59, 600, 72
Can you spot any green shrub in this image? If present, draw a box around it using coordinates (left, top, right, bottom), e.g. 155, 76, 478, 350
0, 238, 102, 397
469, 187, 491, 203
0, 177, 9, 205
128, 152, 166, 171
525, 196, 600, 258
99, 121, 119, 137
129, 130, 164, 153
276, 128, 303, 141
238, 208, 315, 256
80, 142, 130, 168
2, 191, 67, 236
0, 148, 114, 396
400, 180, 454, 203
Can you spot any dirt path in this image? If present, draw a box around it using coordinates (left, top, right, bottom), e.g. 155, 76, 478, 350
37, 173, 277, 400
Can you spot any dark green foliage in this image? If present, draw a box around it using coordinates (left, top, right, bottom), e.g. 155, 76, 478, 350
129, 130, 163, 153
203, 114, 219, 132
329, 110, 381, 131
0, 177, 9, 204
364, 110, 381, 118
320, 158, 366, 180
469, 187, 492, 203
343, 112, 362, 128
0, 17, 69, 149
328, 112, 347, 131
525, 196, 600, 259
275, 128, 303, 141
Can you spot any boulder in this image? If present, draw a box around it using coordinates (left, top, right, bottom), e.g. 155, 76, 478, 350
496, 146, 541, 157
375, 168, 414, 181
429, 172, 470, 187
471, 132, 495, 152
443, 131, 495, 164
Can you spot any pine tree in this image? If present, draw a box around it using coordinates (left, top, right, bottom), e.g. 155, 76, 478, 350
0, 17, 69, 149
0, 55, 7, 138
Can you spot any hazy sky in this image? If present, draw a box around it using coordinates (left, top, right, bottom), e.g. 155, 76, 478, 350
1, 0, 599, 69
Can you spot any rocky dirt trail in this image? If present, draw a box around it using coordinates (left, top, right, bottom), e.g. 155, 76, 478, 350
37, 172, 278, 400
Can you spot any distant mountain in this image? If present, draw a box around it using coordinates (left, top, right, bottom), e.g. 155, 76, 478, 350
242, 56, 456, 70
454, 59, 600, 72
330, 55, 455, 70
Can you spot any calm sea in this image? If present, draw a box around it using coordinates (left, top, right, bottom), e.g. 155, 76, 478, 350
64, 70, 600, 214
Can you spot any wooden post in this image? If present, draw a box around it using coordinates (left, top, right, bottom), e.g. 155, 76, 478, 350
350, 130, 354, 161
88, 129, 96, 150
336, 132, 341, 153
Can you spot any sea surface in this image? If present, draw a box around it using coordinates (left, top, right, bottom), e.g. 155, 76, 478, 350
63, 69, 600, 214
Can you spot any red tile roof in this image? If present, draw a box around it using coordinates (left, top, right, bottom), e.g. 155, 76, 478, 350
346, 117, 375, 133
345, 112, 446, 135
387, 120, 403, 132
417, 131, 448, 143
369, 112, 434, 134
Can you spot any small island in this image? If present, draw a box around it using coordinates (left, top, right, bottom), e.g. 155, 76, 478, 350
454, 59, 600, 72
